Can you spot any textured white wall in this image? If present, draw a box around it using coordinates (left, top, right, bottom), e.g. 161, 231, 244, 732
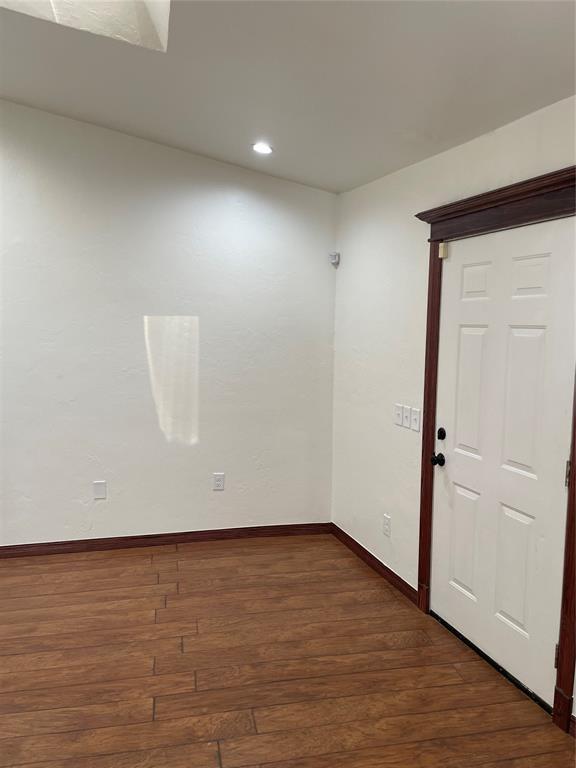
332, 96, 576, 589
0, 101, 336, 545
2, 96, 574, 559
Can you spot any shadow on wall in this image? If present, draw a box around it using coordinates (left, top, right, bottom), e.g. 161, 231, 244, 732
144, 316, 199, 445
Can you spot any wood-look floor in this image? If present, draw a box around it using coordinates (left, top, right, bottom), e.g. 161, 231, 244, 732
0, 534, 573, 767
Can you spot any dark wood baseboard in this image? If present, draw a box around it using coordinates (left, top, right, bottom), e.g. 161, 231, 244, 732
570, 715, 575, 738
0, 520, 420, 607
330, 524, 419, 605
0, 522, 334, 559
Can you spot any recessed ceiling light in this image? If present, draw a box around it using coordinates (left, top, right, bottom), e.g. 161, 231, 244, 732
252, 141, 273, 155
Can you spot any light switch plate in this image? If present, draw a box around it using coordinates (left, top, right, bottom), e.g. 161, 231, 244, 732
402, 405, 411, 428
383, 513, 391, 537
411, 408, 421, 432
394, 404, 403, 426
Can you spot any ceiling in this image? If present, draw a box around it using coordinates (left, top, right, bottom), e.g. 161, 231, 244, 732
1, 0, 574, 192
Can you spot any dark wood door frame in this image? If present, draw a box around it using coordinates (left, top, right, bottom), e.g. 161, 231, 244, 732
415, 166, 576, 733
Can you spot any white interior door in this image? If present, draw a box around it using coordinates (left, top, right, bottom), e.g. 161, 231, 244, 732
431, 216, 575, 705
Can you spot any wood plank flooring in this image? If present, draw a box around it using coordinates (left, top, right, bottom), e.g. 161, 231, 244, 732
0, 534, 573, 767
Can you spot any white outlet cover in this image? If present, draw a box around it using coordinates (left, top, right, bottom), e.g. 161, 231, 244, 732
402, 405, 411, 428
93, 480, 107, 500
394, 404, 403, 426
411, 408, 421, 432
213, 472, 225, 491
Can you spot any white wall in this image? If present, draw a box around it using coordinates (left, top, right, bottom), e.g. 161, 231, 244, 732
2, 95, 574, 557
332, 96, 576, 589
0, 100, 336, 545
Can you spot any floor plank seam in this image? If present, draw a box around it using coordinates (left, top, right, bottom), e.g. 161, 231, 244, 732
194, 608, 422, 635
0, 668, 160, 696
474, 746, 576, 766
169, 644, 450, 675
169, 589, 398, 618
0, 710, 162, 739
193, 658, 462, 691
218, 679, 511, 716
160, 600, 401, 625
226, 722, 563, 768
248, 698, 539, 734
152, 679, 499, 719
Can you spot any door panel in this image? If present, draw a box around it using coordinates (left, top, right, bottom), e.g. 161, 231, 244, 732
431, 217, 575, 705
502, 326, 545, 477
449, 483, 479, 601
454, 326, 486, 457
494, 503, 532, 637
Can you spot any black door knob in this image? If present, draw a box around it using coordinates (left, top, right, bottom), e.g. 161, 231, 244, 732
431, 453, 446, 467
437, 427, 446, 440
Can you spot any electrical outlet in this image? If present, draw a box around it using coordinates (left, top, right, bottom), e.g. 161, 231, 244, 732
93, 480, 107, 500
394, 404, 403, 426
411, 408, 421, 432
212, 473, 225, 491
402, 405, 411, 428
383, 513, 392, 538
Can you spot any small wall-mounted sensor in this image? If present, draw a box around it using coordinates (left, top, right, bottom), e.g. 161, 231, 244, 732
93, 480, 107, 500
330, 252, 341, 269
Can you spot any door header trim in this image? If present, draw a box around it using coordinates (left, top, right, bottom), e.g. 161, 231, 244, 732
416, 166, 576, 242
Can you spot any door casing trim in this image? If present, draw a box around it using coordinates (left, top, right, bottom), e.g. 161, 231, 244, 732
415, 166, 576, 733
